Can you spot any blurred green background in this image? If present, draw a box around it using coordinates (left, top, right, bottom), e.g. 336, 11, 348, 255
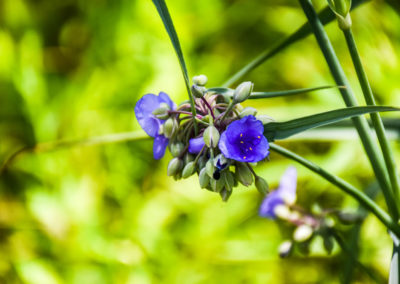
1, 0, 400, 283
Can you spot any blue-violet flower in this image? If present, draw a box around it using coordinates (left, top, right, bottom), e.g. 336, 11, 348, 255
218, 115, 269, 163
188, 137, 205, 154
259, 167, 297, 219
135, 92, 176, 159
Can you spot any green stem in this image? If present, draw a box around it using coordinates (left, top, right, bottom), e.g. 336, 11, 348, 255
269, 142, 400, 237
298, 0, 398, 219
343, 27, 400, 209
1, 131, 150, 172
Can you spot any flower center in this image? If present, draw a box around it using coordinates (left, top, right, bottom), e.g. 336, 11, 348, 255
237, 133, 262, 160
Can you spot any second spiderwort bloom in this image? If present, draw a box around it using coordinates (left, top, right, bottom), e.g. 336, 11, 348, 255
218, 115, 269, 163
134, 92, 176, 160
259, 167, 297, 219
188, 137, 205, 154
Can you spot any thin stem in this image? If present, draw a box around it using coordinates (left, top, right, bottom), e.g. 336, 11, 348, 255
343, 27, 400, 209
298, 0, 398, 219
200, 97, 215, 120
218, 102, 235, 122
1, 131, 150, 172
269, 142, 400, 237
168, 110, 203, 119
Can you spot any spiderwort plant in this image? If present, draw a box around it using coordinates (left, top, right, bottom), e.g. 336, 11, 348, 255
135, 76, 270, 201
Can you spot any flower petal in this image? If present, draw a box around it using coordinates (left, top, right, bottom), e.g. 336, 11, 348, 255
277, 166, 297, 205
188, 137, 205, 154
158, 92, 176, 110
259, 190, 284, 219
153, 134, 169, 160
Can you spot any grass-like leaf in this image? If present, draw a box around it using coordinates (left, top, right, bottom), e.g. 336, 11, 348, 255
221, 0, 369, 87
152, 0, 198, 132
207, 85, 342, 99
264, 106, 399, 141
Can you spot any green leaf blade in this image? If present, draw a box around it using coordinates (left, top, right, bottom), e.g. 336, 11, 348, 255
264, 106, 399, 141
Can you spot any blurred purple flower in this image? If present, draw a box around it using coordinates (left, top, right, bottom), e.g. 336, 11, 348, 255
218, 115, 269, 163
188, 137, 205, 154
134, 92, 176, 159
259, 167, 297, 219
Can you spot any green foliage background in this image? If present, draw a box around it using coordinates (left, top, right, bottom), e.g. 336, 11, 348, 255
1, 0, 400, 283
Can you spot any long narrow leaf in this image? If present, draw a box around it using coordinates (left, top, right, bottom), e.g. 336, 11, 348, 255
152, 0, 198, 132
222, 0, 369, 87
207, 85, 341, 99
264, 106, 400, 141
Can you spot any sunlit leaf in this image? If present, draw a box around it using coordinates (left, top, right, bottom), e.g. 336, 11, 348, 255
264, 106, 399, 141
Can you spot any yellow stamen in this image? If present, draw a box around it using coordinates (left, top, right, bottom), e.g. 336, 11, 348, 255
240, 141, 244, 144
243, 156, 247, 159
257, 136, 261, 139
249, 147, 253, 151
240, 133, 243, 137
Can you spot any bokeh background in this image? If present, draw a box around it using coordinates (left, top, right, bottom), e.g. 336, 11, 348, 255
1, 0, 400, 283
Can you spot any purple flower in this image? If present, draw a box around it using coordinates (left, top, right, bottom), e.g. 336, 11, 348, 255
218, 115, 269, 163
188, 137, 205, 154
134, 92, 176, 159
259, 167, 297, 219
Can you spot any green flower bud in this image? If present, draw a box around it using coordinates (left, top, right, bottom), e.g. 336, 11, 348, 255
323, 236, 334, 255
278, 240, 293, 258
221, 171, 235, 192
206, 159, 214, 177
192, 74, 208, 86
293, 224, 313, 242
239, 107, 257, 118
255, 176, 269, 195
199, 168, 210, 188
327, 0, 352, 30
170, 142, 184, 157
233, 81, 253, 103
184, 153, 194, 165
167, 158, 183, 176
219, 187, 232, 202
191, 84, 206, 98
256, 115, 275, 124
210, 177, 224, 193
203, 125, 220, 148
197, 154, 207, 170
152, 102, 170, 120
235, 163, 253, 186
163, 117, 177, 138
182, 161, 196, 179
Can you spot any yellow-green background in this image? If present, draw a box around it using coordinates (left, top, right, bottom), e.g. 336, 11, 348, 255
1, 0, 400, 283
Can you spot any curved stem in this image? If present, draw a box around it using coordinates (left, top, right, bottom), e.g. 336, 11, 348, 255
269, 142, 400, 237
298, 0, 398, 219
343, 27, 400, 209
1, 131, 150, 172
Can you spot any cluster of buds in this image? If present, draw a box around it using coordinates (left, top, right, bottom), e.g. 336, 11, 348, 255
135, 75, 270, 201
260, 167, 363, 257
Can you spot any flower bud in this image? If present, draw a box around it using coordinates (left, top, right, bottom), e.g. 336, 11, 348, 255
328, 0, 352, 30
219, 187, 232, 202
274, 204, 291, 220
191, 84, 206, 98
210, 177, 224, 193
235, 163, 253, 186
206, 159, 214, 178
337, 212, 362, 225
199, 168, 210, 188
239, 107, 258, 118
192, 75, 208, 86
219, 171, 235, 192
197, 154, 207, 170
278, 240, 293, 258
170, 142, 184, 157
182, 161, 196, 179
152, 102, 170, 120
163, 117, 178, 138
255, 176, 269, 195
214, 154, 229, 170
233, 81, 253, 103
167, 158, 183, 176
256, 114, 275, 124
293, 224, 313, 242
203, 125, 220, 148
184, 153, 194, 165
323, 236, 334, 254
